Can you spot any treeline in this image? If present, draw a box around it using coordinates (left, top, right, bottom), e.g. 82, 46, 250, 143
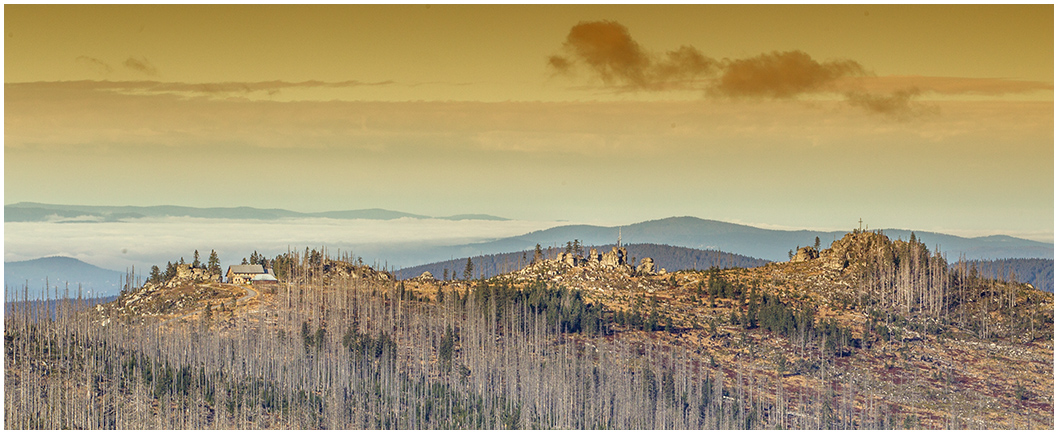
953, 258, 1052, 293
144, 249, 222, 286
396, 243, 770, 280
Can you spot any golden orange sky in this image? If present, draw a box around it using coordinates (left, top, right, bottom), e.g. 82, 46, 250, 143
4, 5, 1054, 239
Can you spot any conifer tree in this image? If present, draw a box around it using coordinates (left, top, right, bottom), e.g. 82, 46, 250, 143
164, 261, 177, 281
149, 265, 162, 284
463, 257, 474, 281
207, 250, 221, 275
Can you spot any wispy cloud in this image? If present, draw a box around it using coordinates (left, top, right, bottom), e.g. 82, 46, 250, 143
839, 75, 1053, 96
844, 88, 937, 121
7, 79, 396, 99
75, 56, 112, 74
6, 83, 1049, 154
123, 56, 158, 76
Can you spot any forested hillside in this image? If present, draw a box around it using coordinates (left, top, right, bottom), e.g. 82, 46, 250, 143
6, 232, 1053, 429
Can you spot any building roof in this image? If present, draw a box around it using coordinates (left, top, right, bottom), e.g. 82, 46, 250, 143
252, 273, 278, 282
227, 264, 265, 275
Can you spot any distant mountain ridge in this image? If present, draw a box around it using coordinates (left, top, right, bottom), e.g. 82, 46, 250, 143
4, 202, 509, 222
422, 217, 1052, 263
4, 256, 124, 300
271, 217, 1052, 269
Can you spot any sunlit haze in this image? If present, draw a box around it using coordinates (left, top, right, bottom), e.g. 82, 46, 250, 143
5, 5, 1053, 242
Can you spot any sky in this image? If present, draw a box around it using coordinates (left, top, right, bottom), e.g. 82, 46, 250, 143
4, 5, 1054, 241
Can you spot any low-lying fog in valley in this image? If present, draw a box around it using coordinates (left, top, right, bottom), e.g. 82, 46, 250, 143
5, 217, 564, 273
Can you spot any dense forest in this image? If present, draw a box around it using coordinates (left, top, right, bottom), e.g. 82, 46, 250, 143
5, 231, 1053, 429
396, 243, 770, 281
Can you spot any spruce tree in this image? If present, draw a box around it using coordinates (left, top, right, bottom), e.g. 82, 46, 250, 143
463, 257, 474, 281
149, 265, 162, 284
207, 250, 221, 275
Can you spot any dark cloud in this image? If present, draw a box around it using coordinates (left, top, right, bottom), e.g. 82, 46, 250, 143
560, 20, 652, 87
551, 21, 864, 96
656, 46, 718, 85
549, 20, 938, 119
123, 57, 158, 76
551, 20, 716, 91
714, 50, 864, 98
75, 56, 112, 74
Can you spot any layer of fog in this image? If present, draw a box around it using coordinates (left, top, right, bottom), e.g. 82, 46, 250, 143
5, 217, 564, 273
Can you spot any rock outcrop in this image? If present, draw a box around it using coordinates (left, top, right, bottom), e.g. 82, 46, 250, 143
600, 247, 628, 268
176, 263, 221, 283
818, 230, 893, 272
636, 257, 656, 275
554, 246, 631, 271
791, 246, 819, 263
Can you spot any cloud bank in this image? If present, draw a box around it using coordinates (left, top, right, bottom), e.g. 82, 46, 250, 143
4, 217, 562, 273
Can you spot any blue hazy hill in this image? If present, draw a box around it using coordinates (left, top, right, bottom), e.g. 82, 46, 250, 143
5, 256, 124, 300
